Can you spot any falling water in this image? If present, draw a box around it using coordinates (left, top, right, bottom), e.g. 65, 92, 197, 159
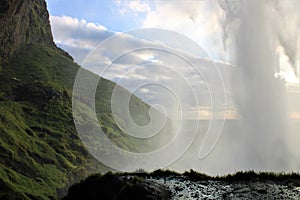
233, 0, 289, 171
170, 0, 300, 175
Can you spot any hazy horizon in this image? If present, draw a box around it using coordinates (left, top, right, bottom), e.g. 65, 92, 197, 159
47, 0, 300, 175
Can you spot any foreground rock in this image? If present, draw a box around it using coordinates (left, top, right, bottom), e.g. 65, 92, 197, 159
149, 176, 300, 199
62, 173, 171, 200
64, 170, 300, 200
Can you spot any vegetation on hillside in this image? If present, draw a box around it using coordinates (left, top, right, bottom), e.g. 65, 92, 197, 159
0, 40, 152, 199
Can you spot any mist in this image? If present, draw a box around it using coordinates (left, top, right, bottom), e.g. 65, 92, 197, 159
168, 0, 300, 175
219, 0, 300, 171
60, 0, 300, 175
231, 0, 289, 170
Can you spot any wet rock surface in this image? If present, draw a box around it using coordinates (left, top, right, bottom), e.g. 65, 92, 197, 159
148, 176, 300, 200
64, 171, 300, 200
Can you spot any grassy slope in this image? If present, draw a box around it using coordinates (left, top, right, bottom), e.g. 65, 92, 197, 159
0, 43, 151, 199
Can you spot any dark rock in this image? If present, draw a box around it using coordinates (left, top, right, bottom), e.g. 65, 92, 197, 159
257, 188, 267, 194
0, 0, 55, 64
63, 173, 171, 200
191, 192, 199, 198
175, 186, 183, 192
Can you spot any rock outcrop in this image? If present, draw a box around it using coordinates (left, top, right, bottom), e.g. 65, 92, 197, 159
0, 0, 55, 64
63, 173, 171, 200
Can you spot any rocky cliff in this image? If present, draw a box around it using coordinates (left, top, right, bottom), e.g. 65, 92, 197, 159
0, 0, 54, 64
0, 0, 151, 199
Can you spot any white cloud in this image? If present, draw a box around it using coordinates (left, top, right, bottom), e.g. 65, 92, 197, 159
50, 15, 115, 63
115, 0, 151, 16
80, 30, 231, 116
50, 15, 113, 49
49, 12, 233, 119
142, 0, 226, 60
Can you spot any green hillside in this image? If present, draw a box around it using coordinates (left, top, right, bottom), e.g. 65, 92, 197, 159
0, 0, 153, 199
0, 43, 153, 199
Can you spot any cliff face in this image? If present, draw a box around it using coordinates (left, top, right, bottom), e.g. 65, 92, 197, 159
0, 1, 152, 199
0, 0, 54, 64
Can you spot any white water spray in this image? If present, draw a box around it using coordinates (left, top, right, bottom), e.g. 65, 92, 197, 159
233, 0, 290, 171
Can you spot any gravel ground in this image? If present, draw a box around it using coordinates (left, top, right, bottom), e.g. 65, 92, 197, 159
148, 176, 300, 200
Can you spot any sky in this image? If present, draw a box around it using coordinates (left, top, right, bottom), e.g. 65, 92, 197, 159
45, 0, 234, 61
46, 0, 300, 174
45, 0, 300, 120
46, 0, 152, 31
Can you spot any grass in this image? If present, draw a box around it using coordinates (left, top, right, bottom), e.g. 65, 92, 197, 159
0, 43, 153, 199
0, 0, 157, 198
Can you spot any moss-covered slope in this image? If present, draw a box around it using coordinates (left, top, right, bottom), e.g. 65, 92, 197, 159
0, 0, 152, 199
